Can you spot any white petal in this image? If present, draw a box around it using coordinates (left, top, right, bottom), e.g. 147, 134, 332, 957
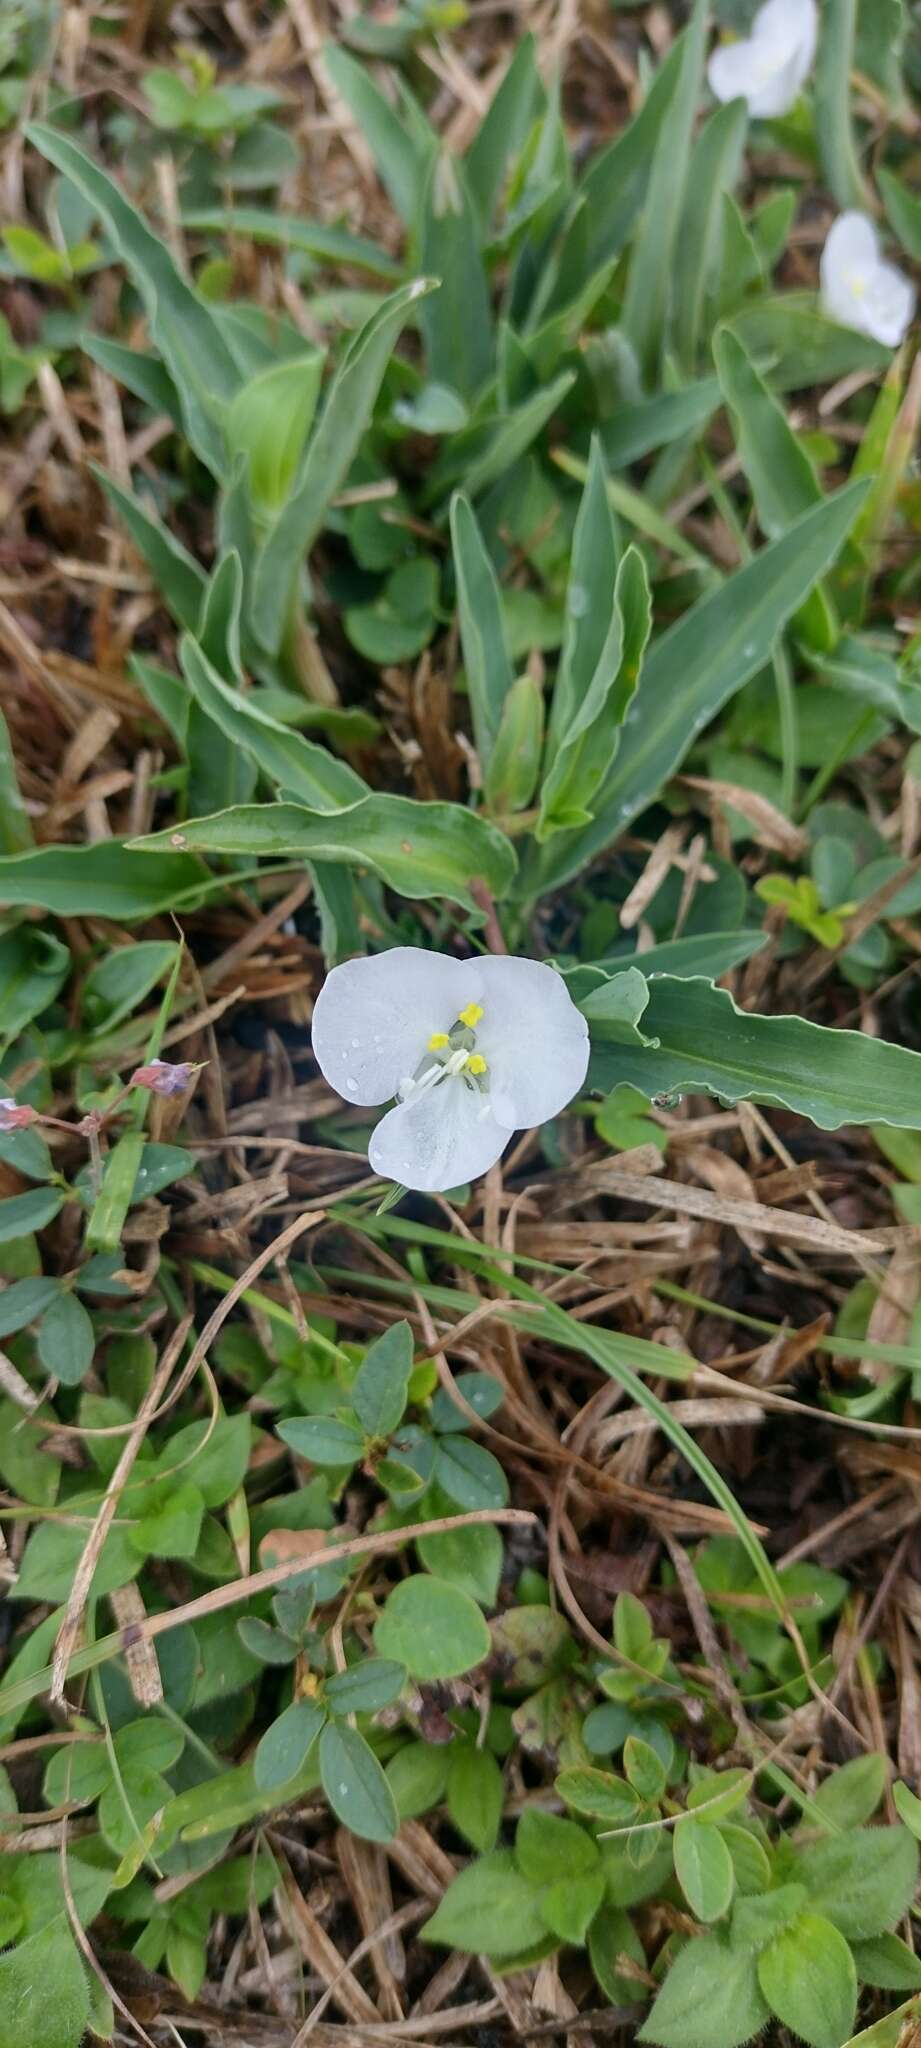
820, 212, 913, 345
311, 948, 482, 1106
754, 0, 817, 72
369, 1076, 510, 1191
474, 956, 590, 1131
862, 261, 915, 347
708, 0, 815, 115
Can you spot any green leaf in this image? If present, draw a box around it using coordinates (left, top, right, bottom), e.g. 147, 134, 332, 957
814, 0, 868, 210
131, 794, 516, 916
25, 123, 240, 475
225, 351, 324, 517
325, 1658, 406, 1716
794, 1827, 919, 1939
133, 1482, 205, 1561
386, 1740, 451, 1821
415, 1520, 502, 1607
730, 1884, 808, 1953
517, 1807, 600, 1884
93, 470, 207, 634
758, 1911, 857, 2048
589, 1904, 648, 2005
639, 1932, 770, 2048
317, 1721, 398, 1842
674, 1819, 735, 1923
433, 1435, 509, 1512
489, 1604, 573, 1688
540, 539, 651, 839
0, 1185, 63, 1246
251, 278, 433, 653
276, 1415, 365, 1467
36, 1292, 95, 1387
879, 167, 921, 263
181, 203, 402, 279
531, 479, 869, 891
374, 1575, 490, 1680
541, 1868, 606, 1944
154, 1414, 251, 1509
418, 151, 492, 399
81, 940, 179, 1034
893, 1781, 921, 1839
729, 295, 889, 391
851, 1934, 921, 1992
449, 492, 515, 770
555, 1765, 641, 1826
0, 927, 69, 1041
814, 1757, 887, 1830
0, 1919, 89, 2048
12, 1517, 138, 1606
0, 1394, 59, 1508
588, 973, 921, 1132
466, 34, 542, 227
623, 1736, 667, 1804
179, 636, 364, 811
484, 674, 544, 816
673, 99, 747, 370
254, 1699, 326, 1791
322, 44, 434, 226
621, 0, 709, 383
447, 1741, 503, 1852
0, 842, 207, 920
422, 1849, 546, 1958
237, 1617, 298, 1665
351, 1321, 414, 1438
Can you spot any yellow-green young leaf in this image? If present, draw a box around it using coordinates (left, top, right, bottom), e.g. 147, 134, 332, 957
850, 1934, 921, 1992
516, 1806, 601, 1884
0, 1920, 90, 2048
225, 352, 324, 519
555, 1765, 640, 1826
386, 1740, 451, 1821
484, 674, 544, 815
757, 1912, 857, 2048
540, 1867, 606, 1944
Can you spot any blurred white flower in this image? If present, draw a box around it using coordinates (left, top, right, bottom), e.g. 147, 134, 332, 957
311, 947, 590, 1193
820, 212, 915, 347
708, 0, 817, 117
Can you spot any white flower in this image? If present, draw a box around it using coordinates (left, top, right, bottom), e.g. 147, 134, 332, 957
820, 212, 916, 348
708, 0, 817, 117
311, 947, 590, 1193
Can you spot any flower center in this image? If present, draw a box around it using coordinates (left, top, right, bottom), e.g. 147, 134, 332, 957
397, 1001, 490, 1106
847, 269, 869, 299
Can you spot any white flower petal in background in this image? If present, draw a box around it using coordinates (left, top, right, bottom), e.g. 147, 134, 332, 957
820, 211, 916, 347
708, 0, 817, 118
311, 945, 590, 1193
369, 1081, 511, 1192
474, 955, 590, 1132
311, 947, 482, 1106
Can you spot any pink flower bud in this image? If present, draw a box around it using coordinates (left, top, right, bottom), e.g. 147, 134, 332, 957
131, 1059, 196, 1098
0, 1098, 39, 1132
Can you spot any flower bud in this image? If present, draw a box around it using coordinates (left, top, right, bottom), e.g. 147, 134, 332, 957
131, 1059, 196, 1098
0, 1098, 39, 1132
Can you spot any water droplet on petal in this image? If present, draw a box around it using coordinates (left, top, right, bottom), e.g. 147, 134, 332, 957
569, 583, 589, 618
350, 1037, 360, 1048
346, 1078, 358, 1093
743, 642, 756, 659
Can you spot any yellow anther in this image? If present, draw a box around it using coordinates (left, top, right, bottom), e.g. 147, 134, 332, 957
467, 1053, 487, 1075
458, 1002, 484, 1028
427, 1032, 450, 1050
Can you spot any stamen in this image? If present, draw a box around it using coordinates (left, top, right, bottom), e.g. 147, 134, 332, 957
427, 1032, 449, 1050
458, 1002, 484, 1028
467, 1054, 487, 1075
